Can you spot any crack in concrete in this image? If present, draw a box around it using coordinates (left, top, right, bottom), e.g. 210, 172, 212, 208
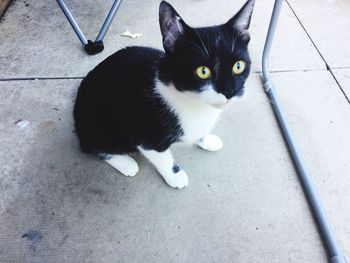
285, 0, 350, 104
252, 68, 329, 74
0, 77, 84, 81
0, 69, 340, 82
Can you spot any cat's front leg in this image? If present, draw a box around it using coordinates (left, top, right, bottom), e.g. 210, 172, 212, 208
138, 147, 188, 189
197, 134, 223, 152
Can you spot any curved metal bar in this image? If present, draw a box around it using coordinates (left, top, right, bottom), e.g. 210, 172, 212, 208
261, 1, 347, 262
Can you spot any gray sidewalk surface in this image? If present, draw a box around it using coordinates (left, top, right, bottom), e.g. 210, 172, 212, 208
0, 0, 349, 262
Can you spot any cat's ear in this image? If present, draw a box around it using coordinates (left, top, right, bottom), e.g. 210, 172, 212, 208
225, 0, 255, 42
159, 1, 188, 52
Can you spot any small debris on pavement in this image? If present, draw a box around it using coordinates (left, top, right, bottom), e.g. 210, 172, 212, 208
121, 30, 142, 39
15, 119, 30, 129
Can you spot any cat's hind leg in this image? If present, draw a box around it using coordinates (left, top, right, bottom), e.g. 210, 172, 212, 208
197, 134, 223, 152
138, 147, 188, 189
103, 154, 139, 177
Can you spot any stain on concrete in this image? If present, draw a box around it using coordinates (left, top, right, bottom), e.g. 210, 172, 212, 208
39, 120, 56, 133
87, 188, 104, 196
21, 230, 43, 252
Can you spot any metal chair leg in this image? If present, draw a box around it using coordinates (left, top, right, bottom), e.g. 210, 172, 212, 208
262, 1, 347, 262
56, 0, 123, 55
95, 0, 123, 42
56, 0, 88, 46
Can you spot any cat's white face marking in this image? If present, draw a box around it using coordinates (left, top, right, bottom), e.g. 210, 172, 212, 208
155, 80, 222, 143
199, 84, 229, 108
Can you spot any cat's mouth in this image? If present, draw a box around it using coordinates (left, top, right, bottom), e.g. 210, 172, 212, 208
212, 100, 230, 109
211, 90, 245, 108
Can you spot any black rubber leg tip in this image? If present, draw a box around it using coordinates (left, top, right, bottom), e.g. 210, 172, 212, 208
84, 40, 104, 55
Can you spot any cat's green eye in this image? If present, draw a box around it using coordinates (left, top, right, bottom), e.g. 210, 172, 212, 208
196, 66, 211, 79
232, 60, 245, 75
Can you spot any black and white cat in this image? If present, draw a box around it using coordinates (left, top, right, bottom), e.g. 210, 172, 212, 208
73, 0, 255, 189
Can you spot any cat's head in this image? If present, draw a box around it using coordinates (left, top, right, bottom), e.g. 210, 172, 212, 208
159, 0, 255, 108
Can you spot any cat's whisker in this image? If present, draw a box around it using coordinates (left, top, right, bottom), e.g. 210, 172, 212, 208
231, 35, 238, 52
182, 38, 208, 57
244, 94, 274, 104
193, 30, 210, 58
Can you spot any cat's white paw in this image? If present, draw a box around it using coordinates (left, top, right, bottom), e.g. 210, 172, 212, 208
105, 154, 139, 177
197, 134, 223, 152
120, 161, 139, 177
164, 170, 189, 189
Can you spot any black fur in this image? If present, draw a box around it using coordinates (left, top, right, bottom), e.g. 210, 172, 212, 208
172, 164, 180, 173
74, 47, 182, 154
73, 0, 254, 155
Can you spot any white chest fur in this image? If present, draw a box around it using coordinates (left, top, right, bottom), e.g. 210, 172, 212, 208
155, 80, 222, 143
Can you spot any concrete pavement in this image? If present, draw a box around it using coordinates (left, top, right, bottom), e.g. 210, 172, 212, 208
1, 0, 349, 262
